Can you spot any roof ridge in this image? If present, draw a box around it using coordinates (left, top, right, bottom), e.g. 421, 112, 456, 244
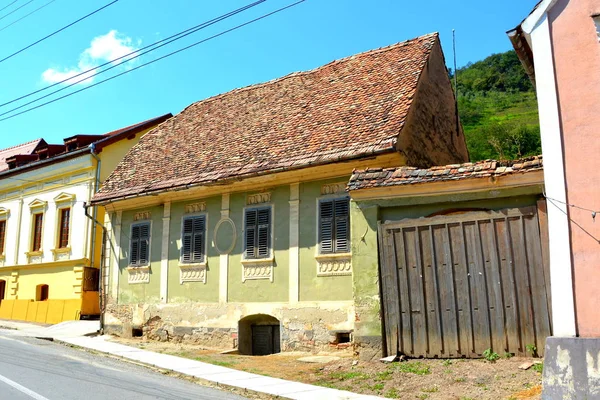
179, 32, 439, 116
0, 138, 43, 153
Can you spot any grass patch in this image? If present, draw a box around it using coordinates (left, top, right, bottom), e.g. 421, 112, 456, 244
532, 362, 543, 374
395, 361, 431, 375
421, 386, 439, 393
375, 370, 393, 381
329, 371, 368, 381
385, 388, 399, 399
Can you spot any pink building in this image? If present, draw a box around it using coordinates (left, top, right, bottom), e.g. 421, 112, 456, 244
510, 0, 600, 397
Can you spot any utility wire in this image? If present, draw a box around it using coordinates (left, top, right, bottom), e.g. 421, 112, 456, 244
545, 197, 600, 244
0, 0, 118, 64
0, 0, 56, 33
0, 0, 306, 122
0, 0, 33, 22
0, 0, 265, 109
0, 0, 19, 14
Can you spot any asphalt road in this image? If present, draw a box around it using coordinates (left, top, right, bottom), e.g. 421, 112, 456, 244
0, 329, 247, 400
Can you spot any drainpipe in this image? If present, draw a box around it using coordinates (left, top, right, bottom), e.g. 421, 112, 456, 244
83, 143, 107, 332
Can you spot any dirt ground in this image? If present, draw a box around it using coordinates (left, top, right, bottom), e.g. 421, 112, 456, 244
111, 337, 542, 400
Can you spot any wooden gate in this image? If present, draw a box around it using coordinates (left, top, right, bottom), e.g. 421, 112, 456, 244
378, 206, 552, 358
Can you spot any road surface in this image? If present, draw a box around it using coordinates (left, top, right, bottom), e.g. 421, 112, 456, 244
0, 329, 247, 400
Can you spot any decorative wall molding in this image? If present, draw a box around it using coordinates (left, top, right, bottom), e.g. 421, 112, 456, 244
0, 208, 10, 219
179, 263, 207, 284
316, 253, 352, 276
28, 199, 47, 210
321, 182, 347, 195
214, 218, 236, 255
241, 258, 274, 282
53, 192, 76, 204
185, 202, 206, 214
133, 211, 151, 221
247, 192, 271, 205
9, 271, 18, 296
127, 266, 150, 284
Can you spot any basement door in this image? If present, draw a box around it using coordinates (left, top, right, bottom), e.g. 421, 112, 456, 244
378, 206, 552, 358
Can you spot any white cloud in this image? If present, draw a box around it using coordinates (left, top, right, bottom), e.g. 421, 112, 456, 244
42, 30, 141, 85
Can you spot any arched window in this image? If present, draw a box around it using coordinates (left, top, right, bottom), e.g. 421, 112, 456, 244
36, 284, 49, 301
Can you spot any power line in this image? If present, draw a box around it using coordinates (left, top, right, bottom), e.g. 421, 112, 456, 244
545, 197, 600, 244
0, 0, 57, 33
0, 0, 33, 22
0, 0, 19, 14
0, 0, 266, 110
0, 0, 307, 122
0, 0, 118, 64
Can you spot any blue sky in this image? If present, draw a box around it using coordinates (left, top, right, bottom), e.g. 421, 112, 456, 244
0, 0, 538, 149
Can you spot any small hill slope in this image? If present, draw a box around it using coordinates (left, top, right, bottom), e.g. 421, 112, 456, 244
453, 50, 541, 161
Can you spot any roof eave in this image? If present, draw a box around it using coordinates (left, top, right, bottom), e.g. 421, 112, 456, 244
91, 145, 398, 206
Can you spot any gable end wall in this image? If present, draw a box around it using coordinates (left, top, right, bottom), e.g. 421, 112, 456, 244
398, 40, 469, 167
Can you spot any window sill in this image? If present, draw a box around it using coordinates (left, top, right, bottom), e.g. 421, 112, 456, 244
241, 257, 274, 282
315, 253, 352, 277
25, 251, 43, 264
51, 247, 71, 261
126, 265, 150, 284
178, 262, 207, 284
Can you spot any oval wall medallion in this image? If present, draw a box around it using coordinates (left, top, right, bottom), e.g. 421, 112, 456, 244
214, 217, 236, 255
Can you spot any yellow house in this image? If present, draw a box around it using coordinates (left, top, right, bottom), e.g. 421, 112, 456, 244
0, 114, 171, 324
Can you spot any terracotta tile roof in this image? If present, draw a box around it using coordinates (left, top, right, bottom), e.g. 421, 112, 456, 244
93, 33, 440, 203
0, 139, 45, 172
347, 156, 543, 191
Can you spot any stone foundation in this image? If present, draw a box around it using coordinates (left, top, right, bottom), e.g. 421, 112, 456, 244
542, 336, 600, 399
104, 301, 355, 353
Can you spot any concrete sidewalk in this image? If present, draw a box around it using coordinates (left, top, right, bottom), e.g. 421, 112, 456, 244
0, 320, 382, 400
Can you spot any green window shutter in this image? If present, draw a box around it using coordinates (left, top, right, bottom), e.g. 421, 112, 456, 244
257, 208, 271, 258
245, 207, 271, 259
192, 216, 205, 262
319, 200, 334, 254
138, 223, 150, 265
182, 217, 194, 263
334, 199, 350, 253
319, 198, 350, 254
182, 216, 206, 263
245, 209, 258, 259
130, 225, 141, 265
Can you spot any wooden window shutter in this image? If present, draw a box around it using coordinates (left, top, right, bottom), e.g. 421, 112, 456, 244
334, 199, 350, 252
319, 200, 334, 253
182, 216, 206, 263
245, 209, 258, 259
139, 223, 150, 265
192, 217, 205, 262
319, 198, 350, 253
0, 220, 5, 255
130, 225, 140, 265
130, 223, 150, 266
257, 208, 270, 258
245, 207, 271, 259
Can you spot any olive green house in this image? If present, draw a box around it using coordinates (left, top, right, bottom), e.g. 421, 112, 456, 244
91, 33, 468, 356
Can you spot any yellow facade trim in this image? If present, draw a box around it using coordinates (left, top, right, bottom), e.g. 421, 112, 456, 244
4, 257, 90, 270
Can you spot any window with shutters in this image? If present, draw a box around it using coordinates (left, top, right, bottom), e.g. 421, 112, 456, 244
130, 222, 151, 267
244, 206, 272, 259
181, 215, 206, 264
318, 198, 350, 254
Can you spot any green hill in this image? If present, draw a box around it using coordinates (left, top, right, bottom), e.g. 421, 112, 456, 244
453, 50, 541, 161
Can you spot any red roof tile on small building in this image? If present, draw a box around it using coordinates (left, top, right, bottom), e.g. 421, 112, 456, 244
347, 156, 543, 191
93, 33, 440, 203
